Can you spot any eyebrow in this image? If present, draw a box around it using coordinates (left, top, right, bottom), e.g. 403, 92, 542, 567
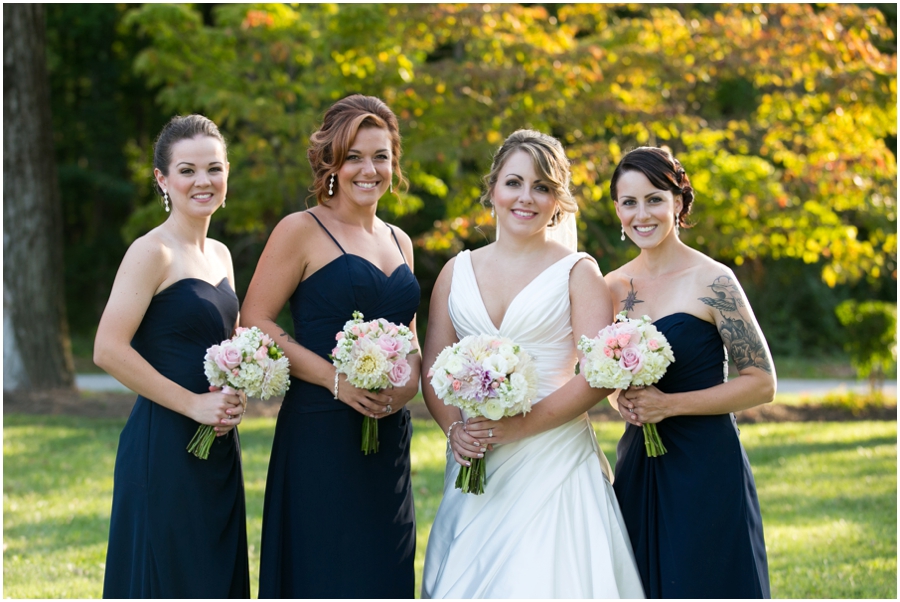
348, 148, 390, 154
618, 190, 666, 200
175, 161, 224, 167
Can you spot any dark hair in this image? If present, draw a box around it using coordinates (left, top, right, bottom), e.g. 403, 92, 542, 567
610, 146, 694, 228
480, 129, 576, 225
307, 94, 407, 204
153, 114, 227, 196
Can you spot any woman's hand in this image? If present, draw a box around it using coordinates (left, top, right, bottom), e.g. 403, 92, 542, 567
619, 385, 671, 426
335, 374, 394, 418
464, 414, 528, 449
188, 386, 244, 435
447, 419, 486, 467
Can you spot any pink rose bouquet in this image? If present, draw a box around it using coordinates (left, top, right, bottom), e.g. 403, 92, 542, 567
194, 327, 290, 459
331, 311, 417, 455
578, 312, 675, 457
428, 335, 538, 494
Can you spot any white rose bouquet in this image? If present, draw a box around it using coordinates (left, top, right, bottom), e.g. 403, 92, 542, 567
331, 311, 417, 455
427, 334, 539, 494
578, 312, 675, 457
195, 326, 290, 459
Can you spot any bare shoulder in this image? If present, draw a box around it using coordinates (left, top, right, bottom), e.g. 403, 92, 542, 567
383, 221, 415, 264
206, 237, 233, 262
603, 258, 638, 296
121, 229, 172, 282
570, 253, 602, 281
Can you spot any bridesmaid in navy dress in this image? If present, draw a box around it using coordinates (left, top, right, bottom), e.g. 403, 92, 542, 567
94, 115, 249, 597
242, 95, 421, 598
604, 147, 775, 598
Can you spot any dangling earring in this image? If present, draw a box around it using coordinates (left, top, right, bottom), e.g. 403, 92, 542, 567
674, 215, 680, 237
389, 178, 393, 194
222, 197, 226, 208
491, 207, 495, 218
163, 191, 170, 213
620, 225, 626, 241
328, 173, 335, 196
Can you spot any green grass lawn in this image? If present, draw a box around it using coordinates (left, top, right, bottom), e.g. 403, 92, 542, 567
4, 415, 896, 598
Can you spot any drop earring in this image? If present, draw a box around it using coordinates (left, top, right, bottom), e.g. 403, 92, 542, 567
328, 174, 335, 196
620, 225, 625, 241
222, 197, 226, 208
491, 207, 495, 218
164, 191, 170, 213
674, 215, 680, 237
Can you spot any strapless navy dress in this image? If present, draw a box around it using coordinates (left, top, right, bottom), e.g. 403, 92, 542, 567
258, 213, 420, 598
613, 313, 770, 598
103, 278, 250, 598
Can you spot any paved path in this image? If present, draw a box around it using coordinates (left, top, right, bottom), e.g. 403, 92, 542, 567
76, 374, 896, 397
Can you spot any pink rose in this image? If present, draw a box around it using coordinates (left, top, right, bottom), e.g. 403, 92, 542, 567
388, 358, 411, 387
604, 347, 615, 358
452, 380, 462, 391
606, 337, 620, 349
216, 343, 243, 371
615, 323, 640, 348
254, 346, 268, 362
619, 346, 644, 374
647, 339, 659, 351
377, 335, 403, 358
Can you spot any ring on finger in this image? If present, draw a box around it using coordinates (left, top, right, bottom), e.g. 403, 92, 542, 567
386, 404, 392, 414
488, 428, 493, 438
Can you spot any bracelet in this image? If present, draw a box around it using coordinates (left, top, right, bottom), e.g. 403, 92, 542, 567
333, 371, 340, 400
446, 420, 464, 442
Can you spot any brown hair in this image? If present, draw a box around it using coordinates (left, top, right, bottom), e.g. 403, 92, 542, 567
480, 129, 576, 225
153, 114, 227, 197
307, 95, 407, 204
610, 146, 695, 228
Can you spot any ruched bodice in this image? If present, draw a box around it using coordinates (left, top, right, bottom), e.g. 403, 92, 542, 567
104, 278, 249, 598
652, 312, 727, 394
285, 254, 420, 414
423, 249, 645, 599
449, 250, 584, 402
613, 311, 770, 598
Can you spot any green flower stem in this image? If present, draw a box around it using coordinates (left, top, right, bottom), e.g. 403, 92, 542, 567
187, 425, 216, 460
643, 423, 667, 457
361, 416, 379, 455
455, 456, 486, 494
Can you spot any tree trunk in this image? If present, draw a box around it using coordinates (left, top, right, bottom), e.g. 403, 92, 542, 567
4, 4, 75, 391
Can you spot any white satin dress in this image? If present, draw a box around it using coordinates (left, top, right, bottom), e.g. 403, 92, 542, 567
421, 250, 645, 599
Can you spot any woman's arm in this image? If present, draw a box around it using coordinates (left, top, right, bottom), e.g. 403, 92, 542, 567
618, 269, 777, 426
93, 237, 243, 430
466, 257, 617, 445
240, 213, 391, 418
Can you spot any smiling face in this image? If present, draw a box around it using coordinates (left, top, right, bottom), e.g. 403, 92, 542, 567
335, 126, 392, 208
614, 169, 682, 248
491, 149, 559, 238
155, 135, 228, 217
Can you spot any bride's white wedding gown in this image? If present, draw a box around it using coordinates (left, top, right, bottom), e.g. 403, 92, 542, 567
421, 250, 645, 599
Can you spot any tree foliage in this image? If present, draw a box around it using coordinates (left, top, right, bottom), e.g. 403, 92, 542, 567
835, 299, 897, 388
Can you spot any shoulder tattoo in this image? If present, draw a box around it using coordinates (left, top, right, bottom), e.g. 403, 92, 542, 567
699, 275, 772, 374
621, 278, 644, 315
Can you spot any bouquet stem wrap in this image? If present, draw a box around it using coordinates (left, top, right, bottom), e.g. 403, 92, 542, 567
331, 311, 417, 455
578, 312, 676, 458
196, 327, 290, 460
455, 456, 486, 495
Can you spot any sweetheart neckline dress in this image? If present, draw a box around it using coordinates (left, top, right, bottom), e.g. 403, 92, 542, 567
421, 250, 645, 599
103, 278, 250, 598
613, 312, 770, 598
257, 212, 421, 598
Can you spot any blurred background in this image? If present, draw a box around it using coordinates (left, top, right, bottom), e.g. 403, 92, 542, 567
5, 3, 897, 391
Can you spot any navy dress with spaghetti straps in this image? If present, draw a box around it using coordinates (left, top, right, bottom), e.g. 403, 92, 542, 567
613, 313, 770, 598
103, 278, 250, 598
258, 212, 420, 598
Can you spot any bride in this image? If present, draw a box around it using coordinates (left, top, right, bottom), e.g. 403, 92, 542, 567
421, 130, 644, 598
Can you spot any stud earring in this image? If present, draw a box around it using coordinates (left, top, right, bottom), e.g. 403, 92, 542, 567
164, 191, 170, 213
621, 225, 626, 241
328, 174, 335, 196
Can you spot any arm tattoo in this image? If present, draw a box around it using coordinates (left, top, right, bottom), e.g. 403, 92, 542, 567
621, 279, 644, 314
278, 330, 299, 346
699, 275, 772, 374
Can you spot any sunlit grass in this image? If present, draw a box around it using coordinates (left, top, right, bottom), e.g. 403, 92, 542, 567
4, 415, 896, 598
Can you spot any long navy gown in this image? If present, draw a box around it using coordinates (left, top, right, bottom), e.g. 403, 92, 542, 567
258, 213, 420, 598
613, 312, 770, 598
103, 278, 250, 598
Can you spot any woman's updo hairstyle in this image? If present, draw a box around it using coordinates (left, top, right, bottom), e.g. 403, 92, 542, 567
480, 129, 577, 226
307, 94, 407, 204
610, 146, 695, 228
152, 114, 227, 196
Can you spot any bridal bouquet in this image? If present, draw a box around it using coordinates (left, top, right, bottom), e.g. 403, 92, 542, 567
578, 312, 675, 457
331, 311, 417, 455
195, 326, 290, 459
428, 335, 539, 494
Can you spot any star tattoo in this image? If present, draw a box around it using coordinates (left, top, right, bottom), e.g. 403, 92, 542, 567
621, 279, 644, 313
